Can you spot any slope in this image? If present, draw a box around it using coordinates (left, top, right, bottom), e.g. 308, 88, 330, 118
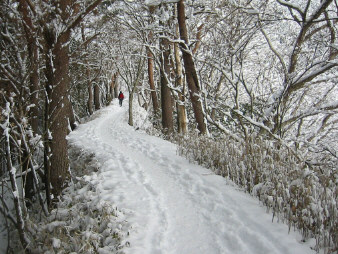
67, 99, 315, 254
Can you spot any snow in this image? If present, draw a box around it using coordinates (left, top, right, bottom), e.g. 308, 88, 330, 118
52, 238, 61, 249
67, 98, 315, 254
12, 190, 19, 199
145, 0, 179, 6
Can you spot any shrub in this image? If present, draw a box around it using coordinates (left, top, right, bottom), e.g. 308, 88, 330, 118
177, 133, 337, 253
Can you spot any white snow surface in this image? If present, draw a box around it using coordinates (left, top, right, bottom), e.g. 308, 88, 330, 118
67, 99, 315, 254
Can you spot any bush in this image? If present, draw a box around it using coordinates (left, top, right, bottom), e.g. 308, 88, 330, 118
31, 185, 125, 254
1, 144, 128, 253
177, 133, 337, 253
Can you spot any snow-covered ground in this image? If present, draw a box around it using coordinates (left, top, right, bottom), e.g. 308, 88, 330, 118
67, 99, 315, 254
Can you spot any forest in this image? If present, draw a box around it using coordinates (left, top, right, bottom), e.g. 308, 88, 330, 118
0, 0, 337, 253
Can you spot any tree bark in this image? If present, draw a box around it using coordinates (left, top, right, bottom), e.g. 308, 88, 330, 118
147, 48, 159, 113
147, 6, 159, 113
18, 0, 40, 134
108, 72, 118, 102
192, 17, 209, 55
46, 36, 71, 202
177, 0, 207, 134
128, 92, 133, 126
16, 0, 103, 210
68, 98, 77, 131
160, 30, 174, 133
174, 24, 188, 134
94, 84, 101, 110
81, 26, 94, 115
113, 74, 119, 98
22, 150, 34, 202
87, 83, 93, 115
43, 2, 73, 203
18, 0, 39, 202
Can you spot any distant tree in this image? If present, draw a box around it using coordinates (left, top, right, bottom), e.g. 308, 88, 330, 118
113, 14, 146, 126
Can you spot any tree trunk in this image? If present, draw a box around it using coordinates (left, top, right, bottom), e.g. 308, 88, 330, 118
110, 72, 119, 98
128, 58, 144, 126
68, 98, 77, 131
147, 48, 159, 113
43, 28, 71, 205
113, 74, 119, 98
88, 82, 94, 115
29, 70, 40, 133
23, 150, 34, 202
43, 86, 52, 208
94, 84, 100, 110
107, 72, 116, 104
81, 25, 94, 115
16, 0, 103, 210
28, 46, 40, 134
177, 0, 207, 134
160, 41, 174, 133
128, 92, 133, 126
18, 0, 40, 133
18, 0, 39, 202
147, 6, 159, 113
160, 9, 174, 133
174, 24, 188, 134
105, 81, 111, 105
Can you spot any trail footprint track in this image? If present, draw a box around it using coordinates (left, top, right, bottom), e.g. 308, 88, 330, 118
68, 103, 315, 254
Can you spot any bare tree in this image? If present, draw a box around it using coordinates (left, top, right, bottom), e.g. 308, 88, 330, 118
177, 0, 207, 134
15, 0, 104, 205
147, 6, 160, 114
159, 4, 174, 133
174, 22, 188, 134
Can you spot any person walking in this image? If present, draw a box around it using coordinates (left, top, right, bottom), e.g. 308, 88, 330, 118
118, 91, 124, 106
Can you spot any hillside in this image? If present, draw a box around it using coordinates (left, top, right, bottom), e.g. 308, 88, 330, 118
66, 99, 315, 254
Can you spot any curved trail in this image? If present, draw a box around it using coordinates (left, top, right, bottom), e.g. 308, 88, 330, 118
68, 101, 314, 254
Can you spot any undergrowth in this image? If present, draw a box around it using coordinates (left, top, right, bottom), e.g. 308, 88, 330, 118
176, 133, 337, 254
4, 145, 128, 253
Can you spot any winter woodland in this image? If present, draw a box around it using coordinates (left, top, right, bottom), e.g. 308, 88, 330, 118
0, 0, 337, 253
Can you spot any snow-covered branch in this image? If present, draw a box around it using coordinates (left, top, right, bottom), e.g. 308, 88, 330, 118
283, 101, 338, 126
276, 0, 304, 18
65, 0, 106, 35
291, 61, 337, 92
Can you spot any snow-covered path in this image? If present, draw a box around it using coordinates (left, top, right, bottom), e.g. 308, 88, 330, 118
67, 101, 314, 254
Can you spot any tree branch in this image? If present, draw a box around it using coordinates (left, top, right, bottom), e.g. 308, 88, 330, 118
65, 0, 106, 35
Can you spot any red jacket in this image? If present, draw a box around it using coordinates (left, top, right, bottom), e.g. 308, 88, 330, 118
118, 93, 124, 99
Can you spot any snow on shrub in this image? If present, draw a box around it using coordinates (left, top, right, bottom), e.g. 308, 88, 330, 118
32, 185, 126, 253
27, 145, 130, 253
177, 133, 337, 253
